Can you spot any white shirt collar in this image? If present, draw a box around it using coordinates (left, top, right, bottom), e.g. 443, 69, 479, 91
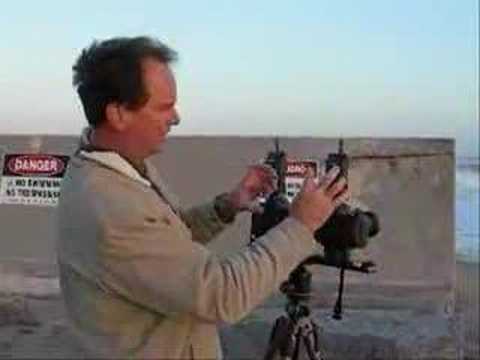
79, 150, 152, 187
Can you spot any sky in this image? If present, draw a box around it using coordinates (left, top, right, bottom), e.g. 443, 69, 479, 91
0, 0, 478, 156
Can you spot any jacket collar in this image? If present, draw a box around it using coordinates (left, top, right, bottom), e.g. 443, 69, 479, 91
77, 128, 152, 188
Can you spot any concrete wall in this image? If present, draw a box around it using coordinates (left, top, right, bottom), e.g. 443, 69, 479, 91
0, 135, 457, 358
0, 134, 455, 297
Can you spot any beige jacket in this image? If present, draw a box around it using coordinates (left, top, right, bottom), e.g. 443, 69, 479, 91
57, 142, 315, 359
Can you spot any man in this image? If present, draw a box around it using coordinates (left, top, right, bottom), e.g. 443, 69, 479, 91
57, 36, 348, 359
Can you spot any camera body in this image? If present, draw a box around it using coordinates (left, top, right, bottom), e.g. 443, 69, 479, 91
314, 140, 379, 266
250, 139, 379, 269
250, 139, 290, 242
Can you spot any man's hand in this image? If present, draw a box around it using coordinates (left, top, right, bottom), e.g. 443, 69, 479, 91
290, 166, 350, 233
227, 164, 278, 213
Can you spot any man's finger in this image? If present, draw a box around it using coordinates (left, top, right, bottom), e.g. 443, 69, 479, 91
248, 199, 265, 214
325, 177, 347, 199
261, 183, 276, 197
333, 188, 351, 207
249, 165, 278, 182
301, 173, 317, 193
318, 166, 340, 190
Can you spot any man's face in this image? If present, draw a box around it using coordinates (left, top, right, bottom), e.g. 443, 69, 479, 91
122, 58, 179, 158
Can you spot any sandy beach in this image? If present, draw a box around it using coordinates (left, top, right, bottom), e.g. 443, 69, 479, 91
0, 258, 478, 359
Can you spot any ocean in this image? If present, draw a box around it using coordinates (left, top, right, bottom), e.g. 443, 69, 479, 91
456, 157, 479, 263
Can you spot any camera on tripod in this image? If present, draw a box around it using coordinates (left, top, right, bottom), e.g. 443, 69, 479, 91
256, 139, 381, 359
250, 138, 379, 272
314, 139, 379, 270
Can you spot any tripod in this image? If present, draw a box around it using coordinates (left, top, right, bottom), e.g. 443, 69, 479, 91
263, 255, 376, 360
263, 264, 325, 360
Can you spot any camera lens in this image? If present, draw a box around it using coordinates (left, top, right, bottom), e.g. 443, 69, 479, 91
350, 211, 380, 248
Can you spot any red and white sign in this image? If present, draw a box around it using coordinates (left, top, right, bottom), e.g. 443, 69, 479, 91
1, 154, 70, 207
285, 159, 318, 202
286, 160, 319, 178
6, 155, 66, 177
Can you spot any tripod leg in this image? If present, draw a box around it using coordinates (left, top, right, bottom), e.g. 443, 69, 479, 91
333, 265, 346, 319
264, 316, 297, 360
303, 322, 325, 360
312, 322, 326, 360
295, 318, 326, 360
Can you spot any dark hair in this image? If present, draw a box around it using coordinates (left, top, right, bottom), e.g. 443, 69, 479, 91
72, 36, 177, 127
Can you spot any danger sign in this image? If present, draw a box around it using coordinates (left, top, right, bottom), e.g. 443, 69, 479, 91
285, 160, 318, 202
1, 154, 70, 207
6, 154, 66, 176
